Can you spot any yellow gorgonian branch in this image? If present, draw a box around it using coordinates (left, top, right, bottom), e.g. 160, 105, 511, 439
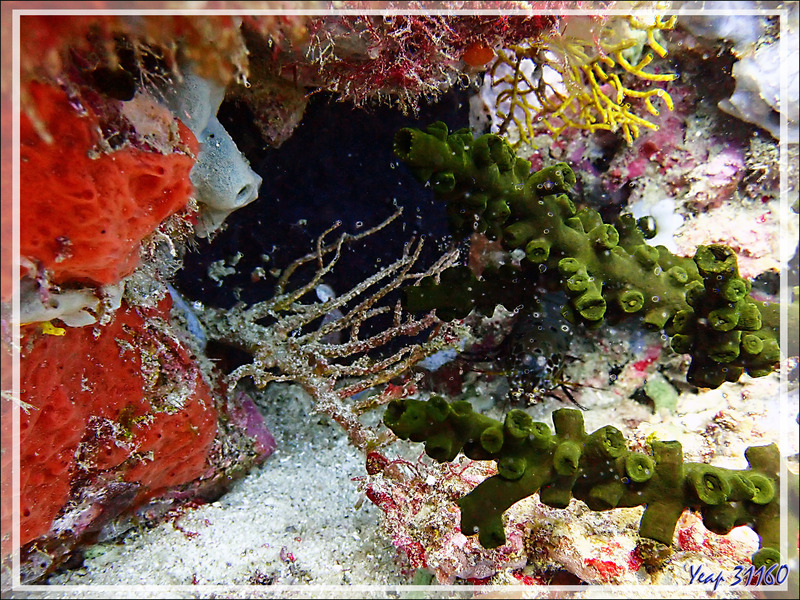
488, 14, 678, 146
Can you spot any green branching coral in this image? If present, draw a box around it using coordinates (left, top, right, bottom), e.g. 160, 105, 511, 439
384, 396, 782, 568
395, 122, 781, 388
669, 244, 782, 388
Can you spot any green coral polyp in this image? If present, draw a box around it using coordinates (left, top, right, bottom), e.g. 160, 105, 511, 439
742, 334, 765, 355
498, 456, 527, 480
554, 441, 583, 475
589, 224, 620, 249
525, 238, 551, 263
708, 306, 740, 332
634, 244, 660, 268
395, 122, 781, 388
558, 257, 581, 276
667, 266, 689, 284
625, 453, 655, 482
586, 426, 626, 459
695, 245, 737, 275
748, 473, 776, 504
385, 397, 782, 567
431, 171, 456, 193
688, 465, 731, 505
619, 289, 645, 313
480, 426, 504, 453
723, 278, 749, 302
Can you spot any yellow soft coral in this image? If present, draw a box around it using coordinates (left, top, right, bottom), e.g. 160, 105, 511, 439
489, 13, 677, 145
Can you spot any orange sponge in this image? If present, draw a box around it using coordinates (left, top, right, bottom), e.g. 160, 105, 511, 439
20, 82, 197, 286
19, 298, 217, 546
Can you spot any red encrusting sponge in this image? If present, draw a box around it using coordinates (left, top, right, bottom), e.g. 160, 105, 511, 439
20, 82, 198, 286
19, 297, 218, 546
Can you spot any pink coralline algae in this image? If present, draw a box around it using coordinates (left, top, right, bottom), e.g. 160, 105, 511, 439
362, 451, 527, 583
685, 146, 747, 210
227, 392, 277, 462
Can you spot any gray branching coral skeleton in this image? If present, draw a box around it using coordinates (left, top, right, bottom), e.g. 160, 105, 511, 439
198, 210, 465, 449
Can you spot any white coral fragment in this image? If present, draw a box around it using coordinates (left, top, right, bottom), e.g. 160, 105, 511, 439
20, 280, 124, 327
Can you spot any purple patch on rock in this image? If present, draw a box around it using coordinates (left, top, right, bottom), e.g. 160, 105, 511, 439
230, 392, 277, 460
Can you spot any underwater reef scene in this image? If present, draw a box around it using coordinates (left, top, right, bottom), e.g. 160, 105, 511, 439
2, 1, 799, 597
